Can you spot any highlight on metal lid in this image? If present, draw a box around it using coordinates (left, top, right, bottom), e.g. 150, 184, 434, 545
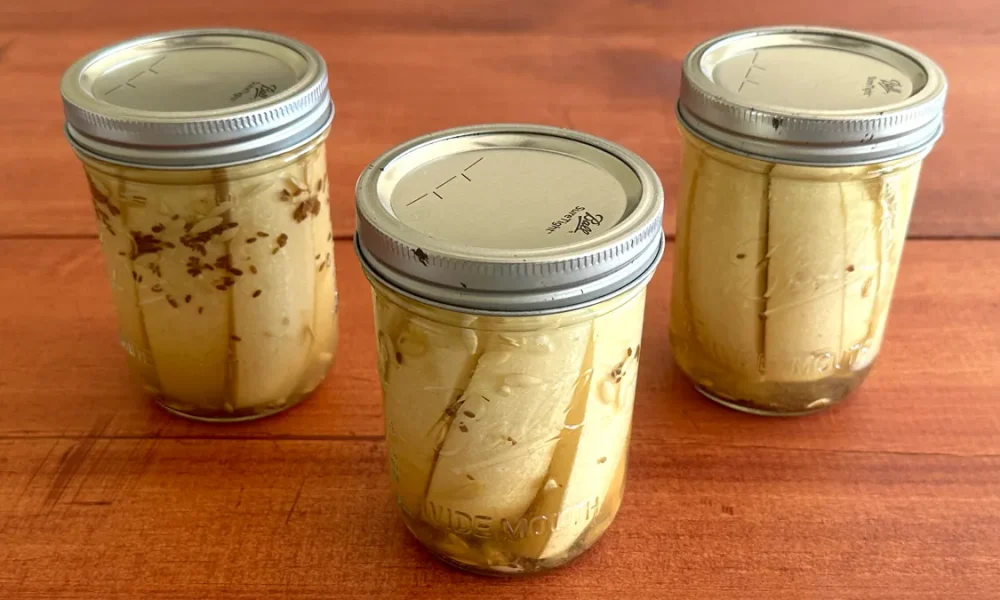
61, 28, 333, 168
355, 124, 665, 315
678, 25, 948, 165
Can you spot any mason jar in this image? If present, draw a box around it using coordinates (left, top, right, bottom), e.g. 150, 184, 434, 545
670, 26, 948, 415
61, 30, 339, 421
354, 124, 665, 574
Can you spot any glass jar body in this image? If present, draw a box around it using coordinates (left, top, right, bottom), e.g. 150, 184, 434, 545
79, 131, 339, 421
670, 128, 927, 415
370, 280, 648, 574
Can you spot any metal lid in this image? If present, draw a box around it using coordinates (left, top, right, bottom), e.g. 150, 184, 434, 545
354, 124, 665, 315
679, 26, 948, 164
61, 28, 333, 168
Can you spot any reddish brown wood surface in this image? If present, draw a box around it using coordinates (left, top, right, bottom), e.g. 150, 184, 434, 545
1, 1, 999, 598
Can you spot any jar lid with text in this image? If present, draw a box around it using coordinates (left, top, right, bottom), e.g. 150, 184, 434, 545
354, 124, 665, 315
678, 26, 948, 165
61, 29, 333, 168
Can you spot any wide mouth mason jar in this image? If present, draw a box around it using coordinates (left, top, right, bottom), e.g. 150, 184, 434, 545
354, 124, 665, 574
670, 26, 948, 416
61, 30, 339, 422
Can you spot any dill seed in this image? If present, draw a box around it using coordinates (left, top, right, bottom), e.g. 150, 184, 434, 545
257, 231, 268, 237
463, 410, 475, 418
292, 202, 309, 222
151, 224, 165, 233
231, 335, 242, 342
246, 237, 257, 244
459, 424, 468, 433
249, 265, 258, 274
166, 296, 179, 308
198, 306, 204, 314
252, 290, 261, 298
184, 295, 192, 303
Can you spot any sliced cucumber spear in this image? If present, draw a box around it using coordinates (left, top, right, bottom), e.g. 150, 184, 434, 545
227, 166, 315, 410
519, 290, 646, 560
380, 308, 483, 519
122, 177, 230, 408
686, 153, 771, 378
423, 324, 591, 529
85, 171, 159, 389
299, 150, 338, 395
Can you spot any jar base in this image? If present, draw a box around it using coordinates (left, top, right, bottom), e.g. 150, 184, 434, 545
695, 385, 837, 417
690, 365, 869, 417
400, 508, 614, 576
155, 393, 309, 423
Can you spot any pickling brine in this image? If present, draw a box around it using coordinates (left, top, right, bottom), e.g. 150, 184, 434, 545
670, 131, 924, 414
81, 139, 338, 420
671, 26, 947, 414
373, 281, 645, 573
355, 124, 665, 574
62, 29, 339, 421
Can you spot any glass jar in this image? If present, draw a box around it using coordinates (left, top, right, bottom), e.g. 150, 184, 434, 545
373, 280, 645, 574
61, 29, 338, 421
355, 124, 665, 574
670, 26, 948, 415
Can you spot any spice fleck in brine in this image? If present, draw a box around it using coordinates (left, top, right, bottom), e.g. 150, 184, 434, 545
670, 26, 948, 415
61, 29, 340, 421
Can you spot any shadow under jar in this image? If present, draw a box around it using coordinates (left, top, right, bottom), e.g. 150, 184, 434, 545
355, 125, 665, 574
670, 26, 948, 416
61, 29, 339, 421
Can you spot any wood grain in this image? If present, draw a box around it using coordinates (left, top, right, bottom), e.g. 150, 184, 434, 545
1, 437, 998, 599
2, 1, 999, 597
0, 6, 995, 238
1, 239, 998, 456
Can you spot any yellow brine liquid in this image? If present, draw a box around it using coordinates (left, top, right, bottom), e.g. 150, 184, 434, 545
79, 133, 339, 421
371, 280, 647, 574
670, 129, 926, 415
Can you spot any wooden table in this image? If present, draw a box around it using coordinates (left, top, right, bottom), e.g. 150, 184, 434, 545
1, 1, 997, 598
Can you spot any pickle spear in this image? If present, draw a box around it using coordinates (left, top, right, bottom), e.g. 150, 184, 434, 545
521, 291, 645, 559
381, 312, 482, 519
687, 152, 770, 378
863, 164, 921, 365
122, 178, 230, 408
423, 325, 591, 528
228, 169, 315, 409
85, 171, 159, 388
764, 174, 848, 381
299, 151, 338, 394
